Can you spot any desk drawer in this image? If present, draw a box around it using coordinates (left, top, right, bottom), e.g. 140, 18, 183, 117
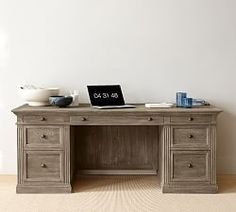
24, 126, 63, 148
70, 115, 163, 125
171, 115, 212, 124
24, 151, 64, 182
171, 151, 210, 182
172, 126, 209, 148
23, 115, 67, 124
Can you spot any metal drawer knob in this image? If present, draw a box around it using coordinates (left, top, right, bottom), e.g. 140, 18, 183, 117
41, 163, 46, 168
41, 134, 47, 139
188, 163, 193, 168
148, 117, 153, 121
188, 117, 194, 121
40, 117, 46, 121
188, 134, 194, 139
81, 117, 87, 121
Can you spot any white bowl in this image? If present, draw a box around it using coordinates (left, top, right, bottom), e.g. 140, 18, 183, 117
19, 88, 59, 106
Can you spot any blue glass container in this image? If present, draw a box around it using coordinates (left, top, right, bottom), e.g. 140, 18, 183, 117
183, 97, 193, 108
176, 92, 187, 107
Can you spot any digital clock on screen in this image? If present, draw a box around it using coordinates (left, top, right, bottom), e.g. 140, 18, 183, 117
87, 85, 125, 106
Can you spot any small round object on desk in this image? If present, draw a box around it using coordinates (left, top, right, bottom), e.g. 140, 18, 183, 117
49, 96, 73, 107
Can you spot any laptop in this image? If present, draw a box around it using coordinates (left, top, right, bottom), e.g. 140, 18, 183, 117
87, 85, 136, 109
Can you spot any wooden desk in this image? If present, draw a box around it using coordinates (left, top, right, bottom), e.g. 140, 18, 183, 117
12, 104, 221, 193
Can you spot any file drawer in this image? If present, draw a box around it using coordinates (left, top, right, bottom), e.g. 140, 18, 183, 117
24, 151, 64, 182
171, 151, 210, 182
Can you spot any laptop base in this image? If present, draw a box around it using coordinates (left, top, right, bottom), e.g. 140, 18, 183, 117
92, 105, 136, 109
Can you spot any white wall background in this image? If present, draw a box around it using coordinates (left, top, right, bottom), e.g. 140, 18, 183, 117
0, 0, 236, 174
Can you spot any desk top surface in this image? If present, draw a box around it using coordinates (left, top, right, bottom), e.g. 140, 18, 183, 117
12, 104, 222, 115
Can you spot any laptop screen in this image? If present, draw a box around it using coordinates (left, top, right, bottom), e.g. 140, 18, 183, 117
87, 85, 125, 106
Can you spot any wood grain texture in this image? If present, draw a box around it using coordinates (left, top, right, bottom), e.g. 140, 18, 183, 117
210, 125, 217, 185
70, 126, 75, 182
17, 126, 24, 185
70, 115, 163, 125
171, 126, 209, 148
24, 126, 63, 148
77, 169, 157, 175
23, 151, 64, 182
162, 184, 218, 193
160, 126, 171, 186
12, 104, 221, 194
74, 126, 158, 171
170, 115, 213, 124
170, 150, 210, 182
16, 184, 72, 194
12, 104, 222, 120
22, 115, 69, 124
64, 126, 71, 185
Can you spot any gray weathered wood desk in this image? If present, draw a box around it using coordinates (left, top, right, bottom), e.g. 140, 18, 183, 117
12, 104, 221, 193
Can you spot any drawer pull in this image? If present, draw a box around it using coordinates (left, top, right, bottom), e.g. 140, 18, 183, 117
188, 117, 194, 121
41, 134, 47, 139
40, 117, 46, 121
188, 134, 194, 139
188, 163, 193, 168
40, 163, 47, 168
148, 117, 153, 121
81, 117, 87, 121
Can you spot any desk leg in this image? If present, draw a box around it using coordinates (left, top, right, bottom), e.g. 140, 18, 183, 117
63, 126, 72, 192
160, 126, 171, 192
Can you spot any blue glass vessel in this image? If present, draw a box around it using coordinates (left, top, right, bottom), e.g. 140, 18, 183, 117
176, 92, 187, 107
183, 98, 193, 108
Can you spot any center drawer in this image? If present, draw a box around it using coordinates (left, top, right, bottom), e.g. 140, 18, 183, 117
171, 126, 209, 148
23, 151, 64, 182
24, 126, 63, 148
70, 115, 163, 125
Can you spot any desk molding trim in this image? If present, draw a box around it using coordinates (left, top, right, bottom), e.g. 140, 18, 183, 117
77, 169, 158, 176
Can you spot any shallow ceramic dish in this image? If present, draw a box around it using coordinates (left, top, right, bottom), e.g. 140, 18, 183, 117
49, 96, 73, 107
19, 88, 59, 106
